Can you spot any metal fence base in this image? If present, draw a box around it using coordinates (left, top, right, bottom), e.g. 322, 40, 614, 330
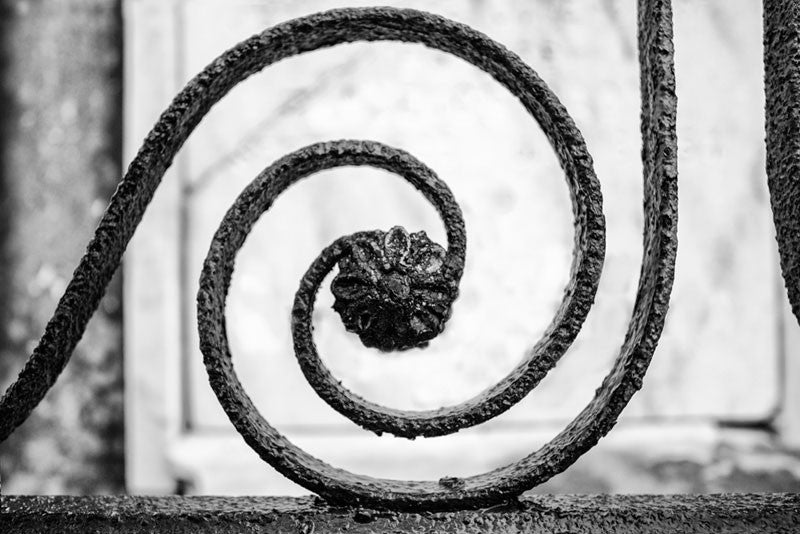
1, 494, 798, 533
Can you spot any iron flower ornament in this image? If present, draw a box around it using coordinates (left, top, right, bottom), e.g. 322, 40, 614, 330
331, 226, 457, 351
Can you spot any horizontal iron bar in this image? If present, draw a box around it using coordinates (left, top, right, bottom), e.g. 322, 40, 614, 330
1, 494, 797, 533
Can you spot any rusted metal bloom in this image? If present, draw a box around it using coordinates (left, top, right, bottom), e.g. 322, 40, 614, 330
331, 226, 457, 351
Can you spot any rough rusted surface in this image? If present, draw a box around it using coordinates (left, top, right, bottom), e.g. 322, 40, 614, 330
190, 7, 610, 508
0, 4, 676, 511
196, 6, 674, 510
331, 226, 457, 352
200, 129, 600, 446
764, 0, 800, 324
200, 140, 473, 438
2, 494, 798, 533
0, 6, 606, 455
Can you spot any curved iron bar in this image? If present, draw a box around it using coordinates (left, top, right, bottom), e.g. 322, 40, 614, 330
0, 4, 677, 512
765, 0, 800, 325
276, 26, 607, 439
199, 133, 601, 499
196, 6, 675, 510
290, 140, 602, 440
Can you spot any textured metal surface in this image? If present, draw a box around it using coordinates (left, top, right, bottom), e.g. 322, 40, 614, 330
281, 79, 605, 439
196, 6, 674, 510
330, 225, 457, 352
196, 136, 601, 504
765, 0, 800, 324
2, 494, 798, 533
0, 5, 676, 511
0, 5, 603, 449
188, 7, 607, 508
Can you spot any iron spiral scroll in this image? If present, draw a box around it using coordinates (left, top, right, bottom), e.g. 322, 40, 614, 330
0, 3, 678, 512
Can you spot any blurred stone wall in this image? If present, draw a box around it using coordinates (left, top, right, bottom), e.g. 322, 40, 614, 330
0, 0, 124, 493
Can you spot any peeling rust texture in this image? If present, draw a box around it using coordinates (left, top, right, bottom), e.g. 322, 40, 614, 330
0, 6, 608, 451
197, 136, 601, 451
2, 494, 798, 533
0, 5, 677, 512
196, 6, 674, 511
765, 0, 800, 323
330, 225, 458, 352
0, 6, 608, 450
188, 6, 610, 445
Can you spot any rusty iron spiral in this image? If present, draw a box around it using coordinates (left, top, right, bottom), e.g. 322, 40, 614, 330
0, 4, 678, 512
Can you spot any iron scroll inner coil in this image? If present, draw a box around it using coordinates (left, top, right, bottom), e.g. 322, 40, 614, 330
289, 140, 602, 439
195, 8, 612, 511
0, 4, 676, 514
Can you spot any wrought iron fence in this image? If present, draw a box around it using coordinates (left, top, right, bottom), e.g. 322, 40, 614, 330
0, 0, 798, 530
